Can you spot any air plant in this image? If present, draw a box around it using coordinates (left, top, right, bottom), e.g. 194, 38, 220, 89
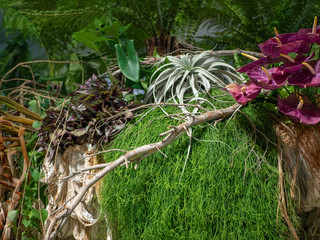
144, 51, 243, 107
226, 17, 320, 125
144, 51, 243, 181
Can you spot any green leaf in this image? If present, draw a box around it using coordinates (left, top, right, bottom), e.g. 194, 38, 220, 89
40, 209, 48, 223
22, 219, 31, 228
8, 210, 18, 222
31, 169, 40, 182
140, 80, 148, 90
125, 79, 142, 88
72, 31, 109, 51
32, 121, 42, 129
101, 22, 119, 38
66, 53, 83, 94
29, 209, 40, 219
115, 40, 140, 83
124, 94, 135, 102
28, 100, 44, 116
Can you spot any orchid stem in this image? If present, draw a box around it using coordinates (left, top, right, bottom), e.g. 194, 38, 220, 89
294, 86, 298, 97
308, 43, 314, 57
283, 86, 291, 95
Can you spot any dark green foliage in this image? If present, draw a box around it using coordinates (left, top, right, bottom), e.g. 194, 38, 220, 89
38, 75, 137, 159
0, 34, 32, 87
0, 0, 110, 60
100, 92, 298, 239
108, 0, 183, 37
195, 0, 320, 51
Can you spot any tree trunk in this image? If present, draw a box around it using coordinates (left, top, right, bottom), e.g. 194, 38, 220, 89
275, 122, 320, 238
145, 35, 176, 56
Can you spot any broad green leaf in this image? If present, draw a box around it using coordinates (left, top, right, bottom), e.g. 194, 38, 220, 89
66, 53, 83, 94
29, 209, 40, 219
115, 40, 140, 84
40, 209, 48, 223
32, 120, 42, 129
8, 210, 18, 222
101, 22, 119, 38
31, 169, 40, 181
22, 219, 31, 228
72, 31, 109, 51
124, 94, 135, 102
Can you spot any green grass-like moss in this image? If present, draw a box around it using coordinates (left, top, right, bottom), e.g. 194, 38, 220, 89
100, 92, 297, 239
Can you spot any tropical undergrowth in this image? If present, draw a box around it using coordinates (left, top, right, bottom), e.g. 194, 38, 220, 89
100, 89, 299, 240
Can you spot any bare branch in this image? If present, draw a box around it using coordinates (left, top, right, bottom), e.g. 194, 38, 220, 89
43, 103, 240, 240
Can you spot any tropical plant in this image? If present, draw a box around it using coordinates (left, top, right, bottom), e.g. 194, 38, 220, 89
144, 51, 243, 107
38, 74, 139, 160
108, 0, 195, 55
115, 40, 141, 88
225, 17, 320, 124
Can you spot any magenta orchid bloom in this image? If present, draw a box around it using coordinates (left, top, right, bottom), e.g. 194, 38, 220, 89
287, 60, 320, 87
231, 17, 320, 124
224, 82, 261, 105
247, 66, 288, 90
237, 56, 283, 73
278, 94, 320, 124
258, 38, 309, 58
280, 52, 315, 74
288, 27, 320, 44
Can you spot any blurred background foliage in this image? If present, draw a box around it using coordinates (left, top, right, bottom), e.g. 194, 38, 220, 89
0, 0, 318, 86
0, 0, 318, 91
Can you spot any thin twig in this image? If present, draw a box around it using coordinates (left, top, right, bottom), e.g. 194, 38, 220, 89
0, 60, 93, 89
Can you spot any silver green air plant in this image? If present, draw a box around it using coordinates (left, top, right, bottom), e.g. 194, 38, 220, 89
144, 51, 243, 108
144, 51, 243, 182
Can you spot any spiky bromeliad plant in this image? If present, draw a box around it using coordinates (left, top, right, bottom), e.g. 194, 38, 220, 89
144, 51, 243, 107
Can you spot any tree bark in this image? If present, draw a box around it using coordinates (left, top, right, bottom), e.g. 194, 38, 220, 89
145, 35, 176, 56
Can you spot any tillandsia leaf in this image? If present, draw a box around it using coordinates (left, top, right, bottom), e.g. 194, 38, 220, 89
115, 40, 140, 84
145, 51, 243, 112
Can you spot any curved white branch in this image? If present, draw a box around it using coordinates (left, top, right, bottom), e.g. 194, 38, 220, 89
43, 103, 240, 240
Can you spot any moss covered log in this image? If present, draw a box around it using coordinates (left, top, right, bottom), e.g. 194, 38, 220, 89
100, 93, 298, 239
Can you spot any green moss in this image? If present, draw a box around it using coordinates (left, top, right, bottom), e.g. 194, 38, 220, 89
100, 93, 297, 240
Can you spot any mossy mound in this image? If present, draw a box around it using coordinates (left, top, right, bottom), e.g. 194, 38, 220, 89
100, 94, 297, 239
